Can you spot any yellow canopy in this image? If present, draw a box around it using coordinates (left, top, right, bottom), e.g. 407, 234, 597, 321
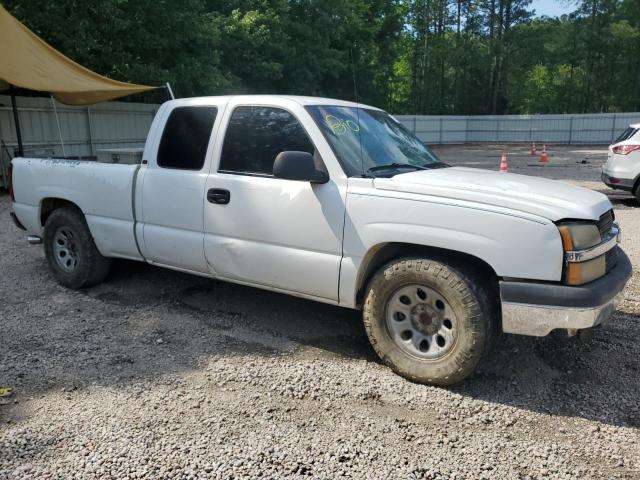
0, 4, 157, 105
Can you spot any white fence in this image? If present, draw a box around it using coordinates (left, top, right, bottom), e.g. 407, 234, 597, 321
0, 95, 158, 188
396, 112, 640, 145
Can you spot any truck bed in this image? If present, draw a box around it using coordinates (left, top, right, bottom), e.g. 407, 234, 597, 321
11, 157, 143, 260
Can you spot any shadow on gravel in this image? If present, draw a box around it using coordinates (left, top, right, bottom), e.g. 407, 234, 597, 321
2, 256, 638, 429
454, 315, 640, 428
1, 257, 374, 423
608, 196, 638, 209
102, 260, 373, 360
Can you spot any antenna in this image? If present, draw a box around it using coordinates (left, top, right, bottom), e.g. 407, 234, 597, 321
350, 45, 365, 177
165, 82, 175, 100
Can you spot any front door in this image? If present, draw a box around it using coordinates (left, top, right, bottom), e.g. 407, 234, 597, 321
203, 104, 346, 301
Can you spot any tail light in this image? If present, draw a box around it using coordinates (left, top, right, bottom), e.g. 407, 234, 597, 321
7, 161, 15, 202
612, 144, 640, 155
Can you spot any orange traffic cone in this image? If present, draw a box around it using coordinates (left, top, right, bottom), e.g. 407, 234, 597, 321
530, 143, 537, 156
499, 152, 509, 173
539, 144, 549, 165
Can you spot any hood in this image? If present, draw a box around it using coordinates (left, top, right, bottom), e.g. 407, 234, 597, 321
373, 167, 612, 221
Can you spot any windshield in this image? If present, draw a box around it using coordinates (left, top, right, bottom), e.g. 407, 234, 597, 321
306, 105, 445, 177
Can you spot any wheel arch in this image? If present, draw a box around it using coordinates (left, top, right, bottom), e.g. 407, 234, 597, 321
354, 242, 499, 308
40, 197, 83, 227
633, 174, 640, 196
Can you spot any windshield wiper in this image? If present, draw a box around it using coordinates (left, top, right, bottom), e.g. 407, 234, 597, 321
367, 162, 448, 174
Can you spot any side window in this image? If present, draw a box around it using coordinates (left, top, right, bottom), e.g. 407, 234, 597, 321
219, 106, 314, 175
157, 106, 217, 170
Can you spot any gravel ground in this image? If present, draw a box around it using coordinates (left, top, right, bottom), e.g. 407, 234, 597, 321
1, 145, 639, 479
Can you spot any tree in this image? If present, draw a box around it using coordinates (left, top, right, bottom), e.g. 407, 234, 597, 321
3, 0, 639, 114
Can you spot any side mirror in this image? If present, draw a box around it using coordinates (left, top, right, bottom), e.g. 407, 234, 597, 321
273, 151, 329, 184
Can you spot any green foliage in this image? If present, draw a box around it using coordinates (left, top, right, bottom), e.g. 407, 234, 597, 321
4, 0, 640, 113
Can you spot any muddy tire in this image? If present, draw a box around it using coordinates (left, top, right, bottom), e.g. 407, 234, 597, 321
43, 206, 111, 289
363, 257, 497, 386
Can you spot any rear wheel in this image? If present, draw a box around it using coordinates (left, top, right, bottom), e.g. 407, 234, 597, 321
363, 257, 497, 385
43, 206, 111, 288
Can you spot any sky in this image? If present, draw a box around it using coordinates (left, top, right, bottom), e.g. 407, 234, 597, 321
530, 0, 576, 17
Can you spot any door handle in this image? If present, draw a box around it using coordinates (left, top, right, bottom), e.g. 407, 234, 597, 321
207, 188, 230, 205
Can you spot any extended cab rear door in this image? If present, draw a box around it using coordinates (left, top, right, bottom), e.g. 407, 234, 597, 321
202, 99, 347, 302
137, 98, 227, 273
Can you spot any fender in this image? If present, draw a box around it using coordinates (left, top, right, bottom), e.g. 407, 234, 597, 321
339, 192, 563, 308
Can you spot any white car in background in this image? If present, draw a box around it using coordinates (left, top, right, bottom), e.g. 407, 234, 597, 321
602, 124, 640, 204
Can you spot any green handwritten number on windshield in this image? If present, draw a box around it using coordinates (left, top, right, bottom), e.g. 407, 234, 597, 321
345, 120, 360, 132
324, 114, 360, 135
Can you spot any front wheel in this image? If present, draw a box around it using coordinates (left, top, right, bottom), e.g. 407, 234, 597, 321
363, 257, 496, 385
43, 206, 111, 289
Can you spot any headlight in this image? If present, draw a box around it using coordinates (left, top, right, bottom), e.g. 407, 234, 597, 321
557, 223, 601, 250
557, 223, 605, 285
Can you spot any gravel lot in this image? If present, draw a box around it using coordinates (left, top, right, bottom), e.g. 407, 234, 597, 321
1, 145, 638, 479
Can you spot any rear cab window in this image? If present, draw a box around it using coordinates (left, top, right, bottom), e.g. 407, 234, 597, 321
157, 106, 218, 170
219, 106, 314, 176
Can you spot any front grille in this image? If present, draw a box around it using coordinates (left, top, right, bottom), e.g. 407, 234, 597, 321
598, 210, 617, 273
597, 210, 614, 239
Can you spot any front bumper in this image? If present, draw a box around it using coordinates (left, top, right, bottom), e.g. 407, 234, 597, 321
500, 247, 632, 336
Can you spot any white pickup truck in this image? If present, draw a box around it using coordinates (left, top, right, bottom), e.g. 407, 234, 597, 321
9, 95, 632, 385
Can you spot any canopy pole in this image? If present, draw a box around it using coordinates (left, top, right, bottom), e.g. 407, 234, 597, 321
9, 85, 24, 157
50, 95, 66, 157
165, 82, 175, 100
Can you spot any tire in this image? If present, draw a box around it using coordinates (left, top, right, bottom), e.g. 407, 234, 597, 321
635, 185, 640, 205
43, 206, 111, 289
363, 257, 497, 386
